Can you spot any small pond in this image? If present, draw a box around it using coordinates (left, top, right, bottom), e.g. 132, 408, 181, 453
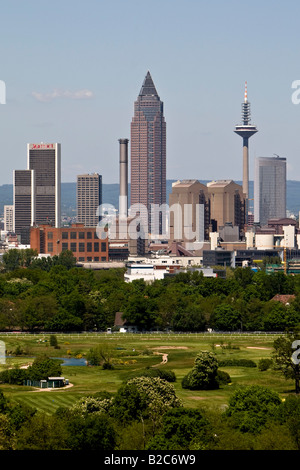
54, 357, 87, 366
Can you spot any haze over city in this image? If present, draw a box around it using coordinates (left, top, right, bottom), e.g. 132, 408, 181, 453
1, 0, 300, 186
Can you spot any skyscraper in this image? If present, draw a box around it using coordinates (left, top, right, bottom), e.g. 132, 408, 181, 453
27, 143, 61, 228
234, 82, 258, 206
254, 156, 287, 226
130, 71, 166, 235
13, 169, 35, 244
77, 173, 102, 227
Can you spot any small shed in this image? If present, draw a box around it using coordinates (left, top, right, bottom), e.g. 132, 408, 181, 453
47, 377, 65, 388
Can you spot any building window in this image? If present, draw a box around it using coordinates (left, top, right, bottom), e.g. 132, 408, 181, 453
87, 257, 92, 262
62, 243, 68, 251
101, 242, 107, 252
101, 256, 107, 261
70, 232, 77, 239
79, 232, 85, 239
78, 257, 85, 262
70, 243, 77, 252
87, 232, 92, 239
48, 242, 53, 252
79, 243, 85, 252
94, 242, 99, 252
94, 257, 99, 262
47, 232, 53, 240
62, 232, 68, 240
87, 242, 92, 252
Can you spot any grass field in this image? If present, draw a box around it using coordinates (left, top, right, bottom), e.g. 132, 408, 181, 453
0, 332, 295, 415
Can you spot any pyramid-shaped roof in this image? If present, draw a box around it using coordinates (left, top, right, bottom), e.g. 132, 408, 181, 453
139, 71, 159, 97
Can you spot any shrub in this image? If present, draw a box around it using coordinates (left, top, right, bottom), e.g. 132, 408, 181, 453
217, 369, 231, 385
127, 368, 176, 382
218, 359, 257, 368
258, 358, 273, 371
0, 368, 28, 385
102, 362, 114, 370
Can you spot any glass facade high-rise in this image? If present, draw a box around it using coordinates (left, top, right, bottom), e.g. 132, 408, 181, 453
254, 156, 286, 226
13, 169, 35, 244
27, 143, 61, 228
130, 71, 166, 235
13, 143, 61, 244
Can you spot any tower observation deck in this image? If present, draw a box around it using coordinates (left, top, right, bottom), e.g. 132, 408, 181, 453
234, 82, 258, 202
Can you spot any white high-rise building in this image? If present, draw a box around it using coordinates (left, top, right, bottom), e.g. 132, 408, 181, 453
254, 156, 286, 226
4, 205, 14, 232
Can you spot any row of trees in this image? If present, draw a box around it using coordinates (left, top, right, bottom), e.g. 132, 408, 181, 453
0, 249, 300, 331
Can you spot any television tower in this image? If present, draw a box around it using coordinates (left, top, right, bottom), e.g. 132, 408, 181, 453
234, 82, 258, 202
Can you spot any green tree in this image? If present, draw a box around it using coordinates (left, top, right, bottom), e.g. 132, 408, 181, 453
147, 408, 214, 450
211, 304, 241, 331
19, 295, 58, 330
182, 351, 219, 390
272, 331, 300, 394
16, 413, 69, 450
2, 249, 38, 271
225, 385, 282, 433
86, 344, 113, 368
27, 355, 62, 381
112, 377, 182, 429
64, 413, 116, 450
274, 394, 300, 449
123, 293, 158, 330
262, 301, 288, 331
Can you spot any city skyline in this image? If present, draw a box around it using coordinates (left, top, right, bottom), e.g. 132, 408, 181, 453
1, 1, 300, 188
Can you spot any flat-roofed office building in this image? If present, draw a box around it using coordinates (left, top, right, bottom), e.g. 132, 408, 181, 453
13, 169, 35, 244
77, 173, 102, 227
254, 156, 286, 226
27, 143, 61, 228
4, 205, 14, 232
169, 179, 210, 243
207, 180, 245, 232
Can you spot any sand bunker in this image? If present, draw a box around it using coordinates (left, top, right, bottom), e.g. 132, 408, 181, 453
151, 346, 189, 350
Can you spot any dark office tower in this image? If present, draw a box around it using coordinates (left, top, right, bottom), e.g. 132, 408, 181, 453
13, 169, 35, 244
254, 156, 286, 226
77, 173, 102, 227
27, 143, 61, 227
234, 82, 258, 204
130, 71, 166, 235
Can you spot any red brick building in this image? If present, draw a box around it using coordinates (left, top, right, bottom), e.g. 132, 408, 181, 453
30, 224, 109, 263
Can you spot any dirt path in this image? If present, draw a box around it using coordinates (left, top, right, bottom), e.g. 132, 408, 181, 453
152, 352, 168, 367
32, 383, 74, 392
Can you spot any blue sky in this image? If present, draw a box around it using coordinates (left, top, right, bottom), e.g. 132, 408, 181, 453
1, 0, 300, 187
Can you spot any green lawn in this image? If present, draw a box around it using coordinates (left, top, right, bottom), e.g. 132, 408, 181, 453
0, 332, 295, 414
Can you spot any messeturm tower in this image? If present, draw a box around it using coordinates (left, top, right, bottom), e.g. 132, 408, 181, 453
130, 71, 166, 236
